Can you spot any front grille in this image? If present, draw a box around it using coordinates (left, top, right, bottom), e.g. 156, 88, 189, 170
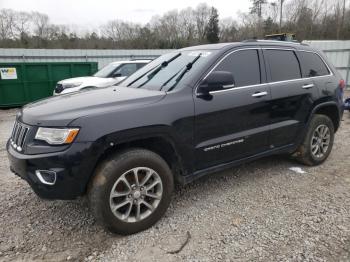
55, 84, 64, 94
10, 121, 30, 152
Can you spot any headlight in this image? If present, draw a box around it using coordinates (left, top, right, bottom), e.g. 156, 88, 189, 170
35, 127, 79, 145
63, 82, 83, 89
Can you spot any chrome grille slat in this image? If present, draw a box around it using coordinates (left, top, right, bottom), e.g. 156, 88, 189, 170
17, 127, 26, 148
12, 122, 19, 141
20, 128, 29, 148
15, 125, 22, 144
11, 122, 18, 140
10, 120, 30, 152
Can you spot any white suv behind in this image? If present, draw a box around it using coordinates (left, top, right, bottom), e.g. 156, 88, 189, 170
54, 60, 151, 95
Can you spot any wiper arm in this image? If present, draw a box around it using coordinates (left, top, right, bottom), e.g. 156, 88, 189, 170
127, 52, 181, 88
164, 53, 202, 92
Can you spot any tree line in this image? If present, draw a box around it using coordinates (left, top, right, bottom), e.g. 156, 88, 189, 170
0, 0, 349, 49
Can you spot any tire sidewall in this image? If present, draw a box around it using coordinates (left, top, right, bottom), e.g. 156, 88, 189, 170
306, 115, 335, 164
90, 149, 173, 235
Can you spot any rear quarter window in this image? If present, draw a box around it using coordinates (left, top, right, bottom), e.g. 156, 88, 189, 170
297, 51, 330, 77
264, 50, 301, 82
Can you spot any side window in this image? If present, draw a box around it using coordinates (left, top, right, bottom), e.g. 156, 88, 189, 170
265, 50, 301, 82
214, 49, 261, 87
298, 51, 330, 77
137, 63, 147, 69
113, 63, 138, 77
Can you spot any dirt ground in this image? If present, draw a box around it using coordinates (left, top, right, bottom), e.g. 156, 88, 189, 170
0, 107, 350, 261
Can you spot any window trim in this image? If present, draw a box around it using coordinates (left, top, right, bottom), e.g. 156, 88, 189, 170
212, 48, 262, 88
296, 50, 331, 78
195, 48, 261, 95
263, 48, 302, 83
195, 47, 333, 96
262, 48, 333, 81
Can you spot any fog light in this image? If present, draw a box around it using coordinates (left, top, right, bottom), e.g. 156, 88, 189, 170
35, 170, 57, 185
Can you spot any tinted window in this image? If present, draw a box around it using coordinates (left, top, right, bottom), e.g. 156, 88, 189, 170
114, 63, 138, 77
215, 49, 261, 87
120, 50, 216, 91
136, 63, 147, 69
298, 51, 330, 77
93, 63, 121, 78
265, 50, 301, 82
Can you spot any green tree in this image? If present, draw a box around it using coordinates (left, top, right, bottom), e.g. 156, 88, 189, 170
250, 0, 267, 18
263, 17, 278, 35
206, 7, 219, 43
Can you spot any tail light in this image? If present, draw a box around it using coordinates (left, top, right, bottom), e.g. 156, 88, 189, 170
339, 79, 346, 89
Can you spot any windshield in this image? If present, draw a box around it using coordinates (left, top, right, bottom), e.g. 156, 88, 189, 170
93, 63, 121, 78
119, 50, 215, 92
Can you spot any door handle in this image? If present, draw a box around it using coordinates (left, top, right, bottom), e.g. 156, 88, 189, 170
302, 83, 314, 89
252, 91, 268, 98
222, 84, 235, 89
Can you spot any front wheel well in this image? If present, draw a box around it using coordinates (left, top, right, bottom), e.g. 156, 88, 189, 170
313, 105, 340, 132
93, 136, 184, 185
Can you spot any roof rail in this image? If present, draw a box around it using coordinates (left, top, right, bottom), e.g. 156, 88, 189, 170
242, 39, 258, 42
242, 39, 305, 45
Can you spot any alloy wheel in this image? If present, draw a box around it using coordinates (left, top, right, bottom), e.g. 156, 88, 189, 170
109, 167, 163, 223
311, 124, 331, 159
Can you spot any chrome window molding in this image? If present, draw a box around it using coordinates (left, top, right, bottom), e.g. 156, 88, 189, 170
209, 83, 269, 94
195, 47, 334, 96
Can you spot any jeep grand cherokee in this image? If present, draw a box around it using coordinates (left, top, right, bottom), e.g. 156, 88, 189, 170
7, 41, 344, 234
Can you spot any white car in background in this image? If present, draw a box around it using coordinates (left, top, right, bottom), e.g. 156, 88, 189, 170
53, 60, 151, 95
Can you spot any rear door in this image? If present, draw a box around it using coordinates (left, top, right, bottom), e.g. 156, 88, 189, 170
296, 50, 333, 97
264, 48, 319, 148
194, 48, 271, 170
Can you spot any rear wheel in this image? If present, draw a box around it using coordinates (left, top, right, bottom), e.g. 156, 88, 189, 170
89, 149, 174, 235
294, 114, 334, 166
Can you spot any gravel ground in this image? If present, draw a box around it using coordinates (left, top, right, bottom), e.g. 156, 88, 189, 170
0, 107, 350, 262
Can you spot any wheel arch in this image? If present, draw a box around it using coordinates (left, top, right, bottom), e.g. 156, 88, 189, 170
309, 102, 341, 132
85, 132, 189, 194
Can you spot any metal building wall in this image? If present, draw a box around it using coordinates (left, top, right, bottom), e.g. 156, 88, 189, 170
304, 40, 350, 87
1, 42, 349, 86
0, 49, 173, 69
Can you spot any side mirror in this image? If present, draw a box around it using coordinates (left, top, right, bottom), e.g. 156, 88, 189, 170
197, 71, 235, 97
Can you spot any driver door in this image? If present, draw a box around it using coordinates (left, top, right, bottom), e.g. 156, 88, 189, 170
194, 48, 271, 170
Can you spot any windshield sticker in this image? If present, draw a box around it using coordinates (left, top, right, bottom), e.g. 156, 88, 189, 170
188, 51, 211, 57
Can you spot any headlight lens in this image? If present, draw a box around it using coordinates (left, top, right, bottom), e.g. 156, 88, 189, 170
63, 82, 83, 89
35, 127, 79, 145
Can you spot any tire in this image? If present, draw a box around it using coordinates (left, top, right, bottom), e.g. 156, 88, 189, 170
88, 148, 174, 235
294, 114, 334, 166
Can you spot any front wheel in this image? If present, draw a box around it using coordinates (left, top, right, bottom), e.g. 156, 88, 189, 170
88, 149, 174, 235
294, 114, 335, 166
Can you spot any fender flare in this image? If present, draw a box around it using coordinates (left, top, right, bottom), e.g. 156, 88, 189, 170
307, 101, 341, 129
294, 101, 341, 151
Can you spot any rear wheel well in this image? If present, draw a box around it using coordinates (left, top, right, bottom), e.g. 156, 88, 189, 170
313, 105, 340, 132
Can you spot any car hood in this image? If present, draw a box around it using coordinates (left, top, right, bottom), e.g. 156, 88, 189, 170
20, 86, 166, 126
58, 76, 120, 87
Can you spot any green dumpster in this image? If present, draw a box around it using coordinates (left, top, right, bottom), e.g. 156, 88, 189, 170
0, 62, 98, 107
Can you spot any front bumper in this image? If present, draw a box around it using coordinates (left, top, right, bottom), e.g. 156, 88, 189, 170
7, 140, 100, 200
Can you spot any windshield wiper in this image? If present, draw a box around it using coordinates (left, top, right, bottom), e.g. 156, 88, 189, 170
126, 52, 181, 87
162, 53, 202, 92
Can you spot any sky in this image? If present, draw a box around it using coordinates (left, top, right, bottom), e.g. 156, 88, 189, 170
0, 0, 251, 30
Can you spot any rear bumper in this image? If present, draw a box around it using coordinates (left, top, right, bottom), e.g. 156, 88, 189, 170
7, 140, 99, 200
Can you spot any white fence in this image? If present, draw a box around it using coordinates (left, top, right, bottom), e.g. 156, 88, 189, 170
0, 48, 173, 68
1, 41, 350, 87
